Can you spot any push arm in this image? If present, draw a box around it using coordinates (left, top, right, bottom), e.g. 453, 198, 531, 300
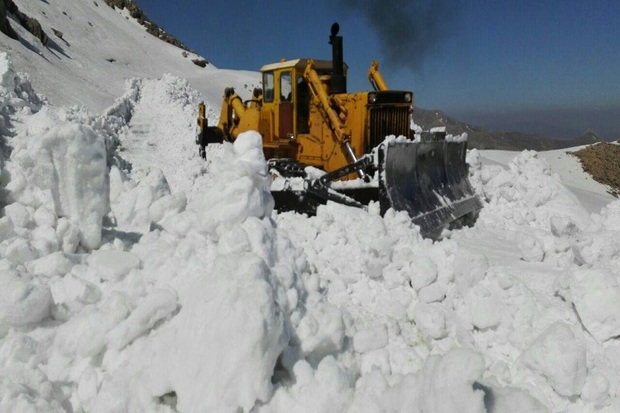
368, 60, 388, 91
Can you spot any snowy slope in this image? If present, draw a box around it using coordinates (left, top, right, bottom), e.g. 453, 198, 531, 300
2, 2, 620, 413
0, 0, 259, 111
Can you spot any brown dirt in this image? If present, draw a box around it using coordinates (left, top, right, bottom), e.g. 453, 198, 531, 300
570, 142, 620, 198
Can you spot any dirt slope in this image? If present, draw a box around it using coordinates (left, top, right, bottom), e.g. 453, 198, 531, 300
571, 142, 620, 197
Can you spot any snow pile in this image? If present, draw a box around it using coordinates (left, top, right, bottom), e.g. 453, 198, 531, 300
3, 44, 620, 412
1, 55, 107, 256
471, 149, 591, 231
87, 133, 288, 412
0, 53, 43, 136
3, 116, 109, 252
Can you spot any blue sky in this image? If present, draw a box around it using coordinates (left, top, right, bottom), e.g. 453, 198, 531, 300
137, 0, 620, 139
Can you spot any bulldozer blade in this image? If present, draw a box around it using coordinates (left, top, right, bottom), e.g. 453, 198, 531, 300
380, 140, 483, 238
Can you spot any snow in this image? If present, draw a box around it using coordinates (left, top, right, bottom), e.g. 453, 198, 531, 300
1, 2, 620, 412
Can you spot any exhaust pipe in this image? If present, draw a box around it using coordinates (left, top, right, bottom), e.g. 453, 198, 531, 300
329, 22, 346, 94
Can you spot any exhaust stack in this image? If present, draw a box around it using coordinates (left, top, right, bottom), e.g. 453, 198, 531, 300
329, 23, 346, 94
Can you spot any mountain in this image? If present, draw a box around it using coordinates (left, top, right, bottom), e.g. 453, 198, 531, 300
413, 107, 603, 151
0, 0, 260, 113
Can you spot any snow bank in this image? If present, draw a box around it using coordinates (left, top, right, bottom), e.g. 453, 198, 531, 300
473, 150, 592, 231
2, 54, 113, 252
6, 120, 109, 250
0, 53, 43, 136
3, 47, 620, 412
78, 132, 287, 412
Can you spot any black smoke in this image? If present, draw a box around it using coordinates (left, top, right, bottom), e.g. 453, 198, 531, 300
337, 0, 463, 71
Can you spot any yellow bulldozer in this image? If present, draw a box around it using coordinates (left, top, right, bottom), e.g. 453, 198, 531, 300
196, 23, 482, 238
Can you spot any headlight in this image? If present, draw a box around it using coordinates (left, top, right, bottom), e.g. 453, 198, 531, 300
404, 93, 412, 103
368, 93, 377, 103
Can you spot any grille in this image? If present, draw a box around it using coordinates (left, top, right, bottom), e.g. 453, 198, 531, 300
368, 106, 412, 148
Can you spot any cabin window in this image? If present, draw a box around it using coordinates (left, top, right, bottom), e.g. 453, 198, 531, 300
263, 72, 274, 102
280, 72, 292, 101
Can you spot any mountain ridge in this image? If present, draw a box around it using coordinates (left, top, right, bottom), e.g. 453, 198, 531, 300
413, 107, 603, 151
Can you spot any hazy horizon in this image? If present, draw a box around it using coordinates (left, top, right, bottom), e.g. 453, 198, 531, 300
449, 105, 620, 141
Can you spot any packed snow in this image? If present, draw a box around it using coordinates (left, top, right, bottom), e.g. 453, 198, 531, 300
2, 2, 620, 412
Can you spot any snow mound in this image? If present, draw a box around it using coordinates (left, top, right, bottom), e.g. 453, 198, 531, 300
6, 121, 109, 250
0, 53, 43, 136
473, 150, 591, 231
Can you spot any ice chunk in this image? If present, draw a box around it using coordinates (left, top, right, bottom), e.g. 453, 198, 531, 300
517, 233, 545, 262
33, 206, 57, 228
0, 216, 15, 241
77, 367, 100, 407
521, 322, 586, 397
453, 250, 489, 294
267, 357, 354, 412
570, 267, 620, 342
106, 288, 178, 350
353, 324, 388, 353
465, 285, 503, 330
54, 293, 132, 358
297, 301, 346, 363
32, 123, 109, 250
420, 348, 486, 413
111, 168, 171, 232
3, 202, 33, 229
581, 373, 610, 407
550, 215, 579, 237
4, 238, 38, 264
0, 270, 53, 336
30, 225, 60, 256
410, 302, 448, 340
56, 217, 80, 253
88, 250, 141, 282
149, 192, 187, 223
27, 251, 76, 278
49, 273, 101, 305
0, 331, 38, 365
418, 283, 447, 303
409, 255, 438, 290
191, 131, 274, 237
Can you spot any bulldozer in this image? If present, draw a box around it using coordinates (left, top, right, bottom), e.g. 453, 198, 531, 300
196, 23, 482, 238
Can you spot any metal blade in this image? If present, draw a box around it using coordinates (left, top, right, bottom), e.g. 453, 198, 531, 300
380, 140, 482, 237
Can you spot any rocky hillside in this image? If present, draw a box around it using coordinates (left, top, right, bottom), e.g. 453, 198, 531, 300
413, 107, 603, 151
1, 0, 46, 42
103, 0, 209, 67
0, 0, 15, 38
104, 1, 185, 50
570, 142, 620, 197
